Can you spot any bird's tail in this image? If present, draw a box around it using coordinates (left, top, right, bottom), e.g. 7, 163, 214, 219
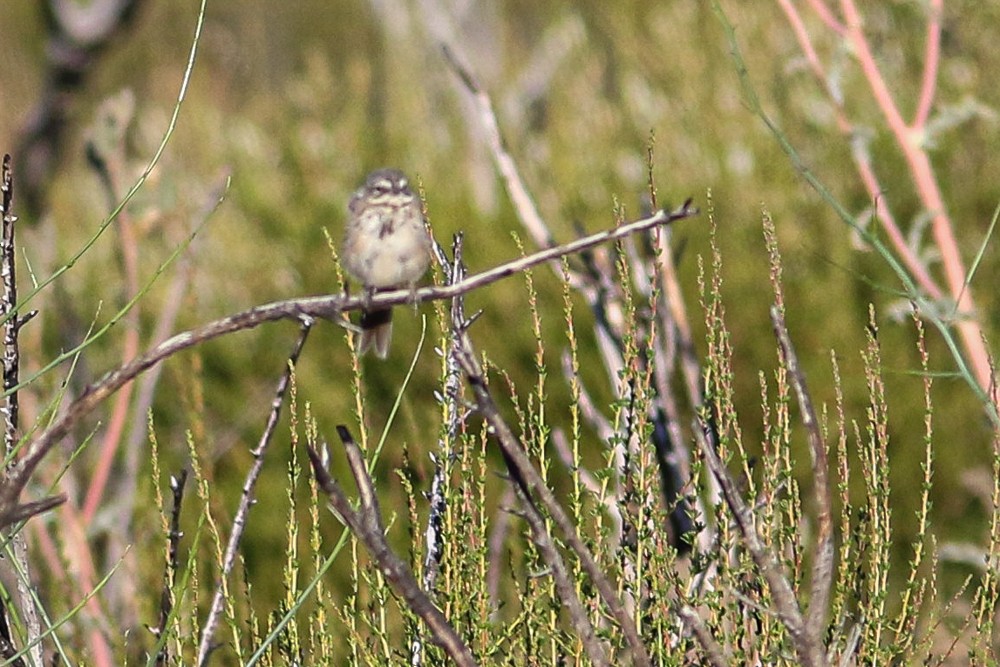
359, 307, 393, 359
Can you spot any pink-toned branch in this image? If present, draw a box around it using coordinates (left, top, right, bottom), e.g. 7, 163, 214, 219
780, 0, 994, 400
837, 0, 992, 400
805, 0, 844, 34
777, 0, 941, 300
913, 0, 942, 128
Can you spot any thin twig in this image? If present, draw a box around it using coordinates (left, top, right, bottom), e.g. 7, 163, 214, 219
715, 0, 998, 426
0, 154, 44, 667
82, 93, 143, 523
0, 202, 696, 528
771, 306, 834, 640
308, 431, 478, 667
775, 0, 993, 404
452, 318, 651, 667
151, 468, 188, 666
412, 234, 466, 667
441, 45, 554, 250
677, 606, 729, 667
694, 414, 827, 667
196, 321, 312, 666
447, 251, 611, 666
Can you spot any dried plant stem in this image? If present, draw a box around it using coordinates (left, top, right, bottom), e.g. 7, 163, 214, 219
411, 235, 466, 666
196, 322, 312, 665
694, 415, 827, 667
771, 305, 834, 637
0, 154, 34, 667
308, 429, 477, 667
151, 469, 188, 666
677, 606, 729, 667
451, 313, 651, 666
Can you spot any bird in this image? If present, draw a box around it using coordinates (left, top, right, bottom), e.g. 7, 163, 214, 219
341, 168, 432, 358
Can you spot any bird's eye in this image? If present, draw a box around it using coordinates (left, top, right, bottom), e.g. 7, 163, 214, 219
398, 178, 408, 190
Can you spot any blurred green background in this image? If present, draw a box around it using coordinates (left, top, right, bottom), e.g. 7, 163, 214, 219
1, 0, 998, 628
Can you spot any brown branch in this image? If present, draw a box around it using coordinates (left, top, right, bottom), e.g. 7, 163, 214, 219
150, 468, 188, 666
445, 249, 610, 666
441, 45, 555, 250
0, 201, 696, 528
694, 414, 827, 667
196, 322, 312, 666
677, 606, 730, 667
771, 306, 833, 641
412, 233, 466, 666
1, 154, 46, 667
307, 431, 477, 667
451, 315, 651, 667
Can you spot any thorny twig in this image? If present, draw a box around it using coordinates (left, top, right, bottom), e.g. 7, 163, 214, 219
0, 152, 30, 667
411, 233, 466, 667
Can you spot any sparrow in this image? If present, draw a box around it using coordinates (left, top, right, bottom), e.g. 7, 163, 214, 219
341, 168, 432, 358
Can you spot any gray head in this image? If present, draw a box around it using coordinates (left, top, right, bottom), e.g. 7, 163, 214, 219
350, 167, 415, 210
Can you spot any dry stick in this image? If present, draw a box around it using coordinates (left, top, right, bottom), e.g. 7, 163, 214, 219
676, 606, 730, 667
152, 469, 188, 667
412, 235, 466, 667
771, 306, 834, 639
446, 33, 702, 558
196, 321, 313, 666
0, 202, 696, 528
447, 259, 611, 667
308, 430, 477, 667
441, 45, 554, 251
451, 326, 651, 667
0, 154, 31, 667
694, 416, 827, 667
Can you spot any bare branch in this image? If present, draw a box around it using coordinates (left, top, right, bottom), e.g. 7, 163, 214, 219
441, 45, 555, 250
413, 233, 466, 666
445, 251, 610, 666
307, 434, 477, 667
451, 315, 651, 666
677, 606, 730, 667
0, 154, 46, 667
0, 202, 696, 528
771, 306, 834, 639
197, 322, 312, 666
150, 469, 188, 666
694, 415, 827, 667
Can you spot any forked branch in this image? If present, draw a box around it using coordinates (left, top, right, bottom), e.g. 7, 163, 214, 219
0, 201, 697, 530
